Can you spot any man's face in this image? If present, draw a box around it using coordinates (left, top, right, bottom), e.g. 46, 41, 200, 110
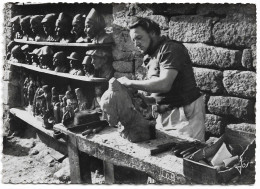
91, 56, 105, 70
130, 26, 152, 54
84, 20, 96, 39
72, 22, 84, 36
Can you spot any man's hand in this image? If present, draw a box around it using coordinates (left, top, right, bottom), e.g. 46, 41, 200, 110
117, 77, 132, 87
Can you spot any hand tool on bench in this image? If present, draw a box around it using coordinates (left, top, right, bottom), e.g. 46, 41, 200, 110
150, 142, 177, 156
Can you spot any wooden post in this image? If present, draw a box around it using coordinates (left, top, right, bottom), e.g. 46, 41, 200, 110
67, 132, 82, 184
103, 161, 115, 184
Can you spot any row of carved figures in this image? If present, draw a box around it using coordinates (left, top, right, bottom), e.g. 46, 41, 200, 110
23, 74, 104, 129
10, 8, 113, 44
7, 43, 114, 78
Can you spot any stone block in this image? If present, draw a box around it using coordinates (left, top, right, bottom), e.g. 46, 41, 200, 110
241, 49, 253, 69
201, 93, 210, 112
193, 67, 224, 94
113, 61, 133, 73
114, 72, 134, 79
169, 15, 212, 43
205, 114, 227, 136
197, 4, 256, 16
3, 70, 13, 81
3, 104, 10, 119
184, 43, 242, 69
112, 25, 138, 55
251, 44, 256, 70
212, 14, 256, 48
207, 96, 255, 121
3, 81, 21, 107
227, 123, 256, 133
223, 70, 256, 98
147, 3, 197, 15
146, 15, 169, 30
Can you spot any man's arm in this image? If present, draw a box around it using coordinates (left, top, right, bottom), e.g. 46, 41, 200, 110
118, 68, 178, 93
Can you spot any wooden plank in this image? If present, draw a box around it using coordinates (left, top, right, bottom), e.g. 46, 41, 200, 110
14, 38, 113, 48
8, 61, 107, 83
10, 107, 54, 137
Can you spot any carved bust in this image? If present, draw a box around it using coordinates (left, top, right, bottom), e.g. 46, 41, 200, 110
6, 41, 16, 60
82, 54, 94, 77
67, 52, 84, 76
10, 45, 25, 63
71, 14, 88, 43
87, 49, 114, 79
41, 13, 57, 42
30, 15, 46, 41
84, 8, 113, 44
55, 12, 73, 43
10, 15, 23, 39
100, 78, 155, 143
53, 51, 69, 73
20, 16, 34, 41
38, 46, 54, 69
21, 44, 32, 64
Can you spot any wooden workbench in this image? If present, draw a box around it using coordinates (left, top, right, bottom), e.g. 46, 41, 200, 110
54, 123, 194, 184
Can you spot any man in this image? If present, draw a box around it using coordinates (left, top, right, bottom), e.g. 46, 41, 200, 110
84, 8, 113, 44
118, 17, 205, 142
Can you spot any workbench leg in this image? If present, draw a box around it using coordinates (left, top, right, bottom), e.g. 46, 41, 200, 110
103, 161, 115, 184
67, 134, 82, 184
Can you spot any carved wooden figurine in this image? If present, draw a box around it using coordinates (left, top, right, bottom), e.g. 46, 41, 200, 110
32, 77, 44, 116
84, 8, 113, 44
67, 52, 84, 75
62, 90, 78, 126
55, 12, 74, 43
74, 88, 88, 113
53, 51, 69, 73
100, 78, 155, 143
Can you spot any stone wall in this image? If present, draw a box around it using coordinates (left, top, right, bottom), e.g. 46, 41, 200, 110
111, 3, 256, 138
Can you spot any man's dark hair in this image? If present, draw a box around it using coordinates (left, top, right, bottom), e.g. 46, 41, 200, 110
128, 17, 161, 36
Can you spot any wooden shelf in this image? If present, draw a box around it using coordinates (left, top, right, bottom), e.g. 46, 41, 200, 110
10, 107, 55, 137
8, 61, 108, 83
14, 39, 113, 48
